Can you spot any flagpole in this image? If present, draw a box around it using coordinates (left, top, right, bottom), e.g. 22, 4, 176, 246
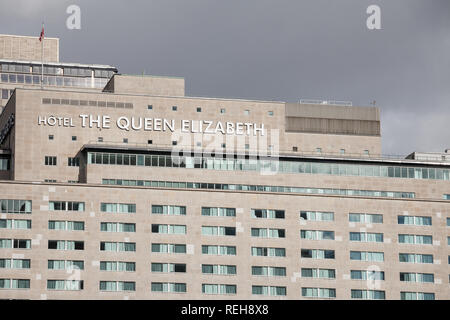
41, 22, 44, 89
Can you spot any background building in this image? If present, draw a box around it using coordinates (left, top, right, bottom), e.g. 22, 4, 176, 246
0, 34, 449, 300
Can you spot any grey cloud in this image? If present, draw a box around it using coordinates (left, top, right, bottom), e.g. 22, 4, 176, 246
0, 0, 448, 155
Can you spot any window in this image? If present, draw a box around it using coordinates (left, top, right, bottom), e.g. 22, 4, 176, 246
48, 260, 83, 270
300, 211, 334, 221
100, 261, 136, 272
151, 282, 186, 293
148, 140, 153, 145
244, 110, 250, 115
268, 111, 274, 116
349, 213, 383, 224
292, 146, 298, 152
172, 141, 177, 146
202, 207, 235, 217
202, 226, 236, 236
98, 137, 103, 142
398, 215, 432, 226
202, 284, 236, 295
351, 290, 385, 300
99, 281, 135, 291
151, 263, 186, 273
100, 203, 136, 214
68, 157, 80, 167
349, 232, 383, 243
48, 135, 54, 140
152, 205, 186, 216
220, 108, 226, 114
302, 287, 336, 298
350, 270, 384, 281
48, 240, 84, 250
152, 243, 186, 254
316, 148, 322, 153
123, 138, 128, 144
399, 253, 433, 264
49, 201, 85, 211
400, 272, 434, 283
0, 219, 31, 230
350, 251, 384, 262
400, 292, 435, 300
0, 259, 31, 269
172, 106, 177, 111
340, 149, 345, 154
202, 245, 236, 256
100, 222, 136, 232
301, 268, 336, 279
202, 264, 236, 275
301, 249, 335, 260
48, 220, 84, 231
252, 266, 286, 277
300, 230, 334, 240
252, 209, 285, 219
45, 156, 57, 166
148, 105, 153, 110
72, 136, 77, 141
0, 200, 32, 214
398, 234, 432, 245
197, 107, 201, 112
364, 150, 369, 155
152, 224, 186, 235
251, 247, 285, 257
0, 279, 30, 289
100, 242, 136, 252
251, 228, 285, 238
252, 286, 286, 296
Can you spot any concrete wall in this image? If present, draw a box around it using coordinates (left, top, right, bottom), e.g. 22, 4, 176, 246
104, 74, 185, 97
0, 34, 59, 63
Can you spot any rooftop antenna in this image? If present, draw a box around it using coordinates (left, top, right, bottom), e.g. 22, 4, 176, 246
370, 100, 376, 106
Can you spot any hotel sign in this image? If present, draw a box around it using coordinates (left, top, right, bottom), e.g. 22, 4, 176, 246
38, 114, 266, 136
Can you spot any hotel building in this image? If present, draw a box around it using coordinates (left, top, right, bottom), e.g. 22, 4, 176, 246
0, 34, 448, 300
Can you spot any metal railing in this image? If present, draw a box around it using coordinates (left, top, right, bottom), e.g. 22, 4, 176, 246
299, 99, 353, 107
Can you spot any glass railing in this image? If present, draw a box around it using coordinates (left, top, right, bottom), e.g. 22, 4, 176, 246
0, 72, 109, 89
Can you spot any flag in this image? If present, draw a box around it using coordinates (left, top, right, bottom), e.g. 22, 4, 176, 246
39, 25, 44, 42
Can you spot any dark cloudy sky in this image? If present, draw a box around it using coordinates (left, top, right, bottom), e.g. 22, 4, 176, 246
1, 0, 449, 155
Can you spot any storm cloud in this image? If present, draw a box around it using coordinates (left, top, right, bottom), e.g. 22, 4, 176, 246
0, 0, 449, 155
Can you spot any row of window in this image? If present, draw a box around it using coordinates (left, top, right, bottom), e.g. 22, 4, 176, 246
42, 98, 133, 109
0, 63, 115, 78
0, 280, 436, 299
102, 179, 415, 199
89, 151, 450, 182
1, 73, 109, 89
147, 104, 274, 116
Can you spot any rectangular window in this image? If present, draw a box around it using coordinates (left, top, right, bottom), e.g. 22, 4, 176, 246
0, 200, 32, 214
351, 290, 385, 300
0, 219, 31, 230
100, 203, 136, 214
252, 266, 286, 277
350, 270, 385, 281
100, 242, 136, 252
49, 201, 85, 212
251, 228, 285, 238
202, 245, 236, 256
400, 272, 434, 283
100, 261, 136, 272
100, 222, 136, 233
48, 220, 84, 231
398, 234, 432, 245
152, 224, 186, 235
151, 205, 186, 216
48, 260, 84, 270
0, 279, 30, 289
300, 211, 334, 221
400, 292, 435, 300
350, 251, 384, 262
99, 281, 135, 291
47, 280, 83, 291
349, 232, 383, 243
48, 240, 84, 251
152, 243, 186, 254
252, 209, 285, 219
398, 215, 432, 226
0, 259, 31, 269
251, 247, 285, 257
399, 253, 433, 264
252, 286, 286, 296
151, 263, 186, 273
67, 157, 80, 167
349, 213, 383, 224
44, 156, 57, 166
202, 284, 236, 295
301, 249, 335, 260
202, 226, 236, 236
151, 282, 186, 293
301, 268, 336, 279
300, 230, 335, 240
202, 264, 236, 275
302, 287, 336, 298
201, 207, 236, 217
